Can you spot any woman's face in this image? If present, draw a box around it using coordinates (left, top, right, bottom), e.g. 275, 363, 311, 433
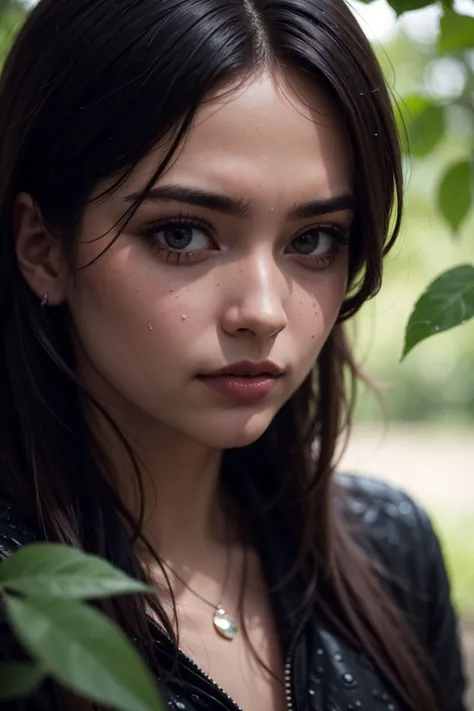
66, 70, 354, 449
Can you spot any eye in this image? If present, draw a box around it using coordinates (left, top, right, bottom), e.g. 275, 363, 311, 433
286, 226, 345, 260
152, 222, 212, 253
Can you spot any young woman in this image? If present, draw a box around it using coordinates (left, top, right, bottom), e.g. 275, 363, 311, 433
0, 0, 467, 709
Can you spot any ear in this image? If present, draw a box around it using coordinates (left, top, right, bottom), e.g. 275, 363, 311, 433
14, 193, 69, 306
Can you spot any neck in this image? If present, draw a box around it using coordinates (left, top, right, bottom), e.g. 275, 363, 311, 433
89, 403, 228, 563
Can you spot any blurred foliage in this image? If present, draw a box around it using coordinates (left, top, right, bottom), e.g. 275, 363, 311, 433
0, 0, 24, 52
351, 3, 474, 424
361, 0, 474, 358
433, 513, 474, 615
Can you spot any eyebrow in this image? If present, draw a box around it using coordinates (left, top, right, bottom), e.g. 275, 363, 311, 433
124, 184, 356, 219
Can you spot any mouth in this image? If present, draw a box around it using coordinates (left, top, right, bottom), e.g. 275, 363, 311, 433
201, 361, 285, 378
196, 362, 285, 401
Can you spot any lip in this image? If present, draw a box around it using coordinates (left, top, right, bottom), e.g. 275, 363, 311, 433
197, 361, 285, 402
202, 360, 284, 377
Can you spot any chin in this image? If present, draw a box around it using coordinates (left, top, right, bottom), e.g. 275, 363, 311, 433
193, 410, 276, 450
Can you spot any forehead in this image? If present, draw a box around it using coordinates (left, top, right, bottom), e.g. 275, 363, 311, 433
121, 70, 353, 202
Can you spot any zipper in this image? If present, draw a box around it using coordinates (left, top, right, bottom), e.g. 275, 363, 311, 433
284, 654, 294, 711
149, 617, 243, 711
283, 608, 312, 711
150, 617, 297, 711
176, 642, 244, 711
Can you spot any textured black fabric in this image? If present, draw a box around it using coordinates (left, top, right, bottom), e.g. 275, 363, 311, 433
0, 475, 468, 711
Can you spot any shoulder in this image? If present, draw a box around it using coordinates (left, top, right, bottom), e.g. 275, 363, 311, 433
0, 501, 38, 560
333, 474, 467, 708
333, 473, 442, 615
335, 472, 433, 550
333, 474, 451, 639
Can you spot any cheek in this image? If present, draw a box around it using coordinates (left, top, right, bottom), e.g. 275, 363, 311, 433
293, 263, 348, 343
67, 249, 206, 378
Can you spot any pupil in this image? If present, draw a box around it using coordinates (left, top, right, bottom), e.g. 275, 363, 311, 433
294, 233, 319, 255
164, 226, 193, 250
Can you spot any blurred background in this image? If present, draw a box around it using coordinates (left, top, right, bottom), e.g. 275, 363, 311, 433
1, 0, 473, 705
344, 1, 474, 705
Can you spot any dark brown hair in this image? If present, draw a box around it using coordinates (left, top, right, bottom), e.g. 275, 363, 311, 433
0, 1, 437, 709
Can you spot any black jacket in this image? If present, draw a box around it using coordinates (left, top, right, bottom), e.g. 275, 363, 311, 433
0, 474, 468, 710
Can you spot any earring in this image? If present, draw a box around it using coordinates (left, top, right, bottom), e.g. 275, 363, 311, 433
40, 293, 49, 308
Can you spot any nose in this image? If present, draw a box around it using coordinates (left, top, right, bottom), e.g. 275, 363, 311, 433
220, 252, 289, 340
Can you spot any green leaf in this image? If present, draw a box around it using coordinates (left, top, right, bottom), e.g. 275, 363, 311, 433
0, 662, 47, 700
399, 96, 445, 157
437, 161, 473, 235
0, 543, 153, 599
3, 594, 164, 711
439, 9, 474, 53
387, 0, 436, 16
403, 265, 474, 358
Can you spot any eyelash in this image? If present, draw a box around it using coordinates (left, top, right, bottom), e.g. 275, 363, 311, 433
139, 213, 349, 266
140, 214, 215, 263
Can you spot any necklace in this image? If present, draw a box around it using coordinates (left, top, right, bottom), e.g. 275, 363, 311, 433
163, 548, 239, 641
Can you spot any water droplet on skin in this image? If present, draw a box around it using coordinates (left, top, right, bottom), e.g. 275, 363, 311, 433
182, 315, 188, 321
148, 323, 154, 331
316, 648, 324, 655
359, 92, 365, 96
334, 653, 343, 662
309, 689, 315, 696
374, 133, 379, 136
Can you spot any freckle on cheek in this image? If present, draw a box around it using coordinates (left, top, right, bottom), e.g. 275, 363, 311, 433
148, 323, 154, 331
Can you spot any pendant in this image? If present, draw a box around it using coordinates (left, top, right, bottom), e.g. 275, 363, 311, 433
213, 605, 238, 640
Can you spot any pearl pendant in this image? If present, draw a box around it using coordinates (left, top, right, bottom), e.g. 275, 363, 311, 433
213, 605, 238, 640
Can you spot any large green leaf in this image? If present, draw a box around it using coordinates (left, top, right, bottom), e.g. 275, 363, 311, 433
4, 594, 164, 711
399, 96, 445, 157
0, 662, 46, 700
437, 161, 473, 235
439, 9, 474, 53
403, 265, 474, 358
0, 543, 153, 599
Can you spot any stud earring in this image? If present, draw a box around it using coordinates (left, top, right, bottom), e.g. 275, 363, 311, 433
40, 293, 49, 308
